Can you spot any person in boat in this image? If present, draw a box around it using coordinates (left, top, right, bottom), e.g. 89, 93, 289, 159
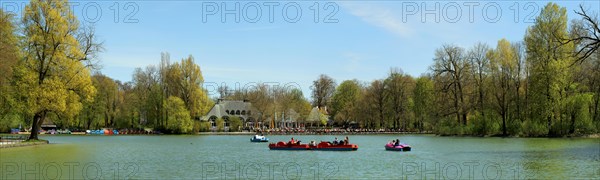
394, 139, 400, 146
389, 140, 395, 145
332, 137, 338, 145
310, 140, 316, 146
344, 136, 349, 145
288, 137, 296, 145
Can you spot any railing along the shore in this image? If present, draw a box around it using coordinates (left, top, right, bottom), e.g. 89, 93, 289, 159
0, 134, 26, 144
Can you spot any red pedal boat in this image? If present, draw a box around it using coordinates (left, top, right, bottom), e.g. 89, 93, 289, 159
268, 141, 358, 151
315, 141, 358, 151
268, 141, 311, 150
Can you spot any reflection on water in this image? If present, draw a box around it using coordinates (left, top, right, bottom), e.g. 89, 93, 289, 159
0, 135, 598, 179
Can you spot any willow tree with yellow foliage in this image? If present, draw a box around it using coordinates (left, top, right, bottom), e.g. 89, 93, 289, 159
168, 56, 213, 119
15, 0, 101, 140
0, 9, 21, 132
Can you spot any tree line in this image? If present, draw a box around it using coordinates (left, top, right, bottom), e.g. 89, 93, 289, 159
77, 53, 214, 134
0, 2, 599, 139
315, 3, 600, 137
0, 0, 216, 139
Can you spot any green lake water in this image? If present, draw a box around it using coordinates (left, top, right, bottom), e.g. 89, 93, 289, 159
1, 135, 598, 179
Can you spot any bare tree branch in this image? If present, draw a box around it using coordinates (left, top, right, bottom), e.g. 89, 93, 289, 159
556, 4, 600, 65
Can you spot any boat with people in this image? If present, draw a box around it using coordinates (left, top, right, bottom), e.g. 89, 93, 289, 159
268, 141, 359, 151
314, 141, 358, 151
272, 136, 358, 151
268, 141, 311, 150
250, 135, 269, 142
385, 143, 411, 151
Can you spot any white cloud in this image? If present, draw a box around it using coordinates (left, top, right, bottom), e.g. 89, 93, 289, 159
342, 3, 413, 38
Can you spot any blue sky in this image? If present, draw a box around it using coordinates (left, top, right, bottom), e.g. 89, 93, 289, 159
1, 0, 598, 97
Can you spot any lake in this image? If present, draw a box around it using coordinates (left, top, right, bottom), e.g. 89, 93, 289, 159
1, 135, 598, 179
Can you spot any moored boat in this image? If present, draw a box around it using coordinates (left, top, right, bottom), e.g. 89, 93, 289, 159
385, 143, 411, 151
250, 135, 269, 142
86, 130, 104, 135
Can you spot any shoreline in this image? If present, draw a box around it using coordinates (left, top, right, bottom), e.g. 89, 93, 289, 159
2, 132, 598, 138
438, 133, 600, 138
197, 132, 600, 138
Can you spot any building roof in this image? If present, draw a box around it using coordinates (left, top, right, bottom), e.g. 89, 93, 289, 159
202, 99, 256, 121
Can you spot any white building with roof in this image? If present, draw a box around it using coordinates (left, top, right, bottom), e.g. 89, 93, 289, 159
201, 99, 257, 129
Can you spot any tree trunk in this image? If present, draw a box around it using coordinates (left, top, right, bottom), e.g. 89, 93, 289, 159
525, 76, 530, 122
86, 116, 92, 130
28, 111, 46, 140
379, 109, 384, 129
455, 112, 461, 126
462, 112, 468, 126
458, 82, 467, 126
546, 77, 552, 136
76, 115, 81, 129
478, 70, 486, 127
569, 111, 576, 134
131, 114, 134, 128
547, 116, 553, 136
479, 88, 485, 125
502, 112, 507, 136
516, 81, 522, 122
104, 113, 109, 128
393, 117, 397, 130
453, 84, 461, 125
594, 87, 600, 123
594, 97, 599, 123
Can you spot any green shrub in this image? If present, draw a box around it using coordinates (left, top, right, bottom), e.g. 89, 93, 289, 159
507, 118, 522, 136
199, 121, 211, 132
192, 121, 201, 134
470, 113, 492, 136
229, 116, 242, 132
164, 96, 193, 134
522, 120, 547, 137
0, 113, 23, 133
216, 118, 224, 132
